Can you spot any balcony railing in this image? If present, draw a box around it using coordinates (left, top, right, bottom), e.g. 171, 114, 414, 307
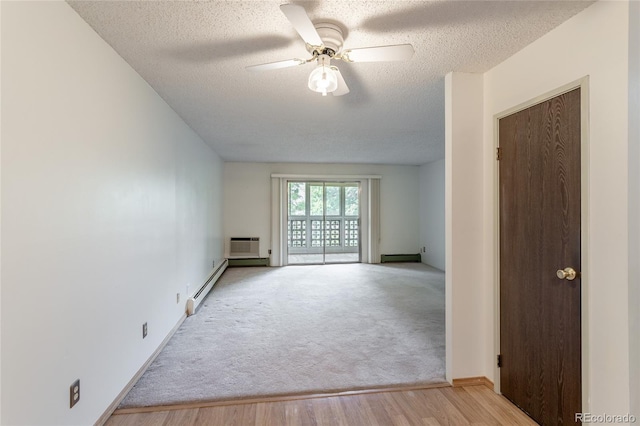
288, 217, 359, 254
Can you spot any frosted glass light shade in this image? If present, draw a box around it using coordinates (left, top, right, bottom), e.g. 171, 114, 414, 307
308, 65, 338, 96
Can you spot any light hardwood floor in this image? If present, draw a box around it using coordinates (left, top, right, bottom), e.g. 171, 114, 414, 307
106, 385, 537, 425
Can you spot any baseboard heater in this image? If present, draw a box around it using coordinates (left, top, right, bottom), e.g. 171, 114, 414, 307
227, 257, 270, 267
186, 259, 228, 316
380, 253, 421, 263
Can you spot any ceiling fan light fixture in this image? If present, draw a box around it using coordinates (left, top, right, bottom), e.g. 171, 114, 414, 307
247, 5, 414, 96
308, 55, 338, 96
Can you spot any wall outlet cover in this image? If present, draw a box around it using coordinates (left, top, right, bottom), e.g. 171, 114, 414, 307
70, 379, 80, 408
142, 322, 148, 338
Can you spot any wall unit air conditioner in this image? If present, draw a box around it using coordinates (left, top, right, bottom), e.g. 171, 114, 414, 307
229, 237, 260, 258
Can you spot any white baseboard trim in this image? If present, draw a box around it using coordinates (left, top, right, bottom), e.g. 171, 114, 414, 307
94, 314, 187, 426
452, 376, 494, 390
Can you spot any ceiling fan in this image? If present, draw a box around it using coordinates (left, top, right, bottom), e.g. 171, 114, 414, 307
246, 4, 415, 97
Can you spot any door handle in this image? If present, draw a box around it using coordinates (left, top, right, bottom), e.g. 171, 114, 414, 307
556, 267, 578, 281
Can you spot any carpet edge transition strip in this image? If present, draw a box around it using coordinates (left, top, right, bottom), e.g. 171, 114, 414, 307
112, 382, 452, 415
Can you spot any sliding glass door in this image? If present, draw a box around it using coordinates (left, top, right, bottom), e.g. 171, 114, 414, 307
287, 181, 360, 265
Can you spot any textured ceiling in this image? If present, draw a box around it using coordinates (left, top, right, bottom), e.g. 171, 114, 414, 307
68, 0, 594, 165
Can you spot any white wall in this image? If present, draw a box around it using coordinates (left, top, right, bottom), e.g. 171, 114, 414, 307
629, 0, 640, 416
224, 162, 419, 260
0, 2, 224, 425
473, 0, 631, 415
445, 72, 484, 382
419, 159, 445, 270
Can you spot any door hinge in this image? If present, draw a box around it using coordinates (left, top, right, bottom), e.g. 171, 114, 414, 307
497, 354, 502, 368
496, 147, 502, 161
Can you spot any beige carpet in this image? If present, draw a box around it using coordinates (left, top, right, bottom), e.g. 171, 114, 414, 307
119, 263, 446, 408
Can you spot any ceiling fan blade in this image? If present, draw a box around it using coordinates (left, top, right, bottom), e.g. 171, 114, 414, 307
332, 67, 350, 96
246, 58, 305, 72
342, 44, 415, 63
280, 4, 323, 47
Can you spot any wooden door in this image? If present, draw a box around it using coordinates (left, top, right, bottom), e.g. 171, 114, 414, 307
499, 88, 582, 425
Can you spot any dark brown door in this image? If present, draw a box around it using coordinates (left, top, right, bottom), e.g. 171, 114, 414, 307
499, 88, 582, 425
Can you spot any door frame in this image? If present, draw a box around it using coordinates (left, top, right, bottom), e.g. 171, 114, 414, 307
270, 174, 381, 266
492, 76, 591, 414
285, 180, 362, 264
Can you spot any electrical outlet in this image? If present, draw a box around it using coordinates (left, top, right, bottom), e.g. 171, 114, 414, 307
268, 249, 272, 255
70, 379, 80, 408
176, 293, 180, 304
142, 322, 148, 339
423, 246, 426, 252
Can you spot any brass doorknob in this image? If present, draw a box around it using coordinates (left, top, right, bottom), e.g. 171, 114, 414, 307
556, 267, 577, 281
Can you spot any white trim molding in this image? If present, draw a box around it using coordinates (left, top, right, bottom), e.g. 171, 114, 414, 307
492, 77, 590, 412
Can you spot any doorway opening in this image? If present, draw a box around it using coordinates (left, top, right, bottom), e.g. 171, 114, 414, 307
286, 181, 361, 265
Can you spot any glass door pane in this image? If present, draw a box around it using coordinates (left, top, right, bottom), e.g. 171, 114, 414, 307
309, 184, 324, 216
288, 182, 306, 216
325, 183, 360, 263
324, 185, 340, 216
287, 182, 308, 260
287, 181, 360, 265
341, 184, 360, 262
345, 185, 359, 215
307, 183, 325, 263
